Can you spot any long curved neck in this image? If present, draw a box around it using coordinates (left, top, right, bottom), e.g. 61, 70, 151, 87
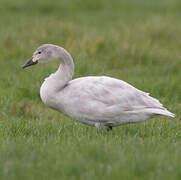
49, 47, 74, 91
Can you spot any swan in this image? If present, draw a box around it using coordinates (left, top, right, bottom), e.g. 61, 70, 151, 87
22, 44, 175, 130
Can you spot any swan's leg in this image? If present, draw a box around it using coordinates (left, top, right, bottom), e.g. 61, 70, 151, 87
107, 126, 113, 131
95, 122, 104, 131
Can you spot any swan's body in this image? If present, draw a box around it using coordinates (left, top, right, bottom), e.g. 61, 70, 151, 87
23, 44, 175, 130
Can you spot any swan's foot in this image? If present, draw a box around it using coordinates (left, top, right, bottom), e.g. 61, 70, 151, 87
107, 126, 113, 131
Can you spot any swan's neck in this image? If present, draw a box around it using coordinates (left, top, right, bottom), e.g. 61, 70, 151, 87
47, 47, 74, 91
40, 47, 74, 107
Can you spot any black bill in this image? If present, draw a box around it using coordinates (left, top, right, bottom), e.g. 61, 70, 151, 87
22, 58, 38, 69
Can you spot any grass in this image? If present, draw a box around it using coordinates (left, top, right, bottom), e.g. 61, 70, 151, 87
0, 0, 181, 179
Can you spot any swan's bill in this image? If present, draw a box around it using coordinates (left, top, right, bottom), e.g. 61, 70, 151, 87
32, 54, 39, 62
22, 58, 38, 69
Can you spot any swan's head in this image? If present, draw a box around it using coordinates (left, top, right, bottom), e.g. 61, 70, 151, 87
22, 44, 60, 69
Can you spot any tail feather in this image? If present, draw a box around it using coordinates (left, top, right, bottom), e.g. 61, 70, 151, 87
150, 109, 175, 118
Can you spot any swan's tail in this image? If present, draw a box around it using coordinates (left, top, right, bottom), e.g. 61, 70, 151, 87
151, 109, 176, 118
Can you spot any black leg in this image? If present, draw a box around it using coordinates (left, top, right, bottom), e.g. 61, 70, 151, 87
107, 126, 113, 131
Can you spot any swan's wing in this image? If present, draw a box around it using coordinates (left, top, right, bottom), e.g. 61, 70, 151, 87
61, 76, 173, 122
70, 76, 163, 108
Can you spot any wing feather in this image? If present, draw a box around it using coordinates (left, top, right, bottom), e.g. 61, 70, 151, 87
62, 76, 171, 122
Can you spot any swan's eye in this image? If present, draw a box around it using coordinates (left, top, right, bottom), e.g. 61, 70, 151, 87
38, 51, 41, 54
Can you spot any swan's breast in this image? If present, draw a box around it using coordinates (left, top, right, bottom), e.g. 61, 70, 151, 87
40, 80, 56, 108
40, 81, 49, 105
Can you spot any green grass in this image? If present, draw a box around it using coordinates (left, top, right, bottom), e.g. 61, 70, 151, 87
0, 0, 181, 179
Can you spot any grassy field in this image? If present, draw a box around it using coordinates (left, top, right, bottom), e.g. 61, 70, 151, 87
0, 0, 181, 179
